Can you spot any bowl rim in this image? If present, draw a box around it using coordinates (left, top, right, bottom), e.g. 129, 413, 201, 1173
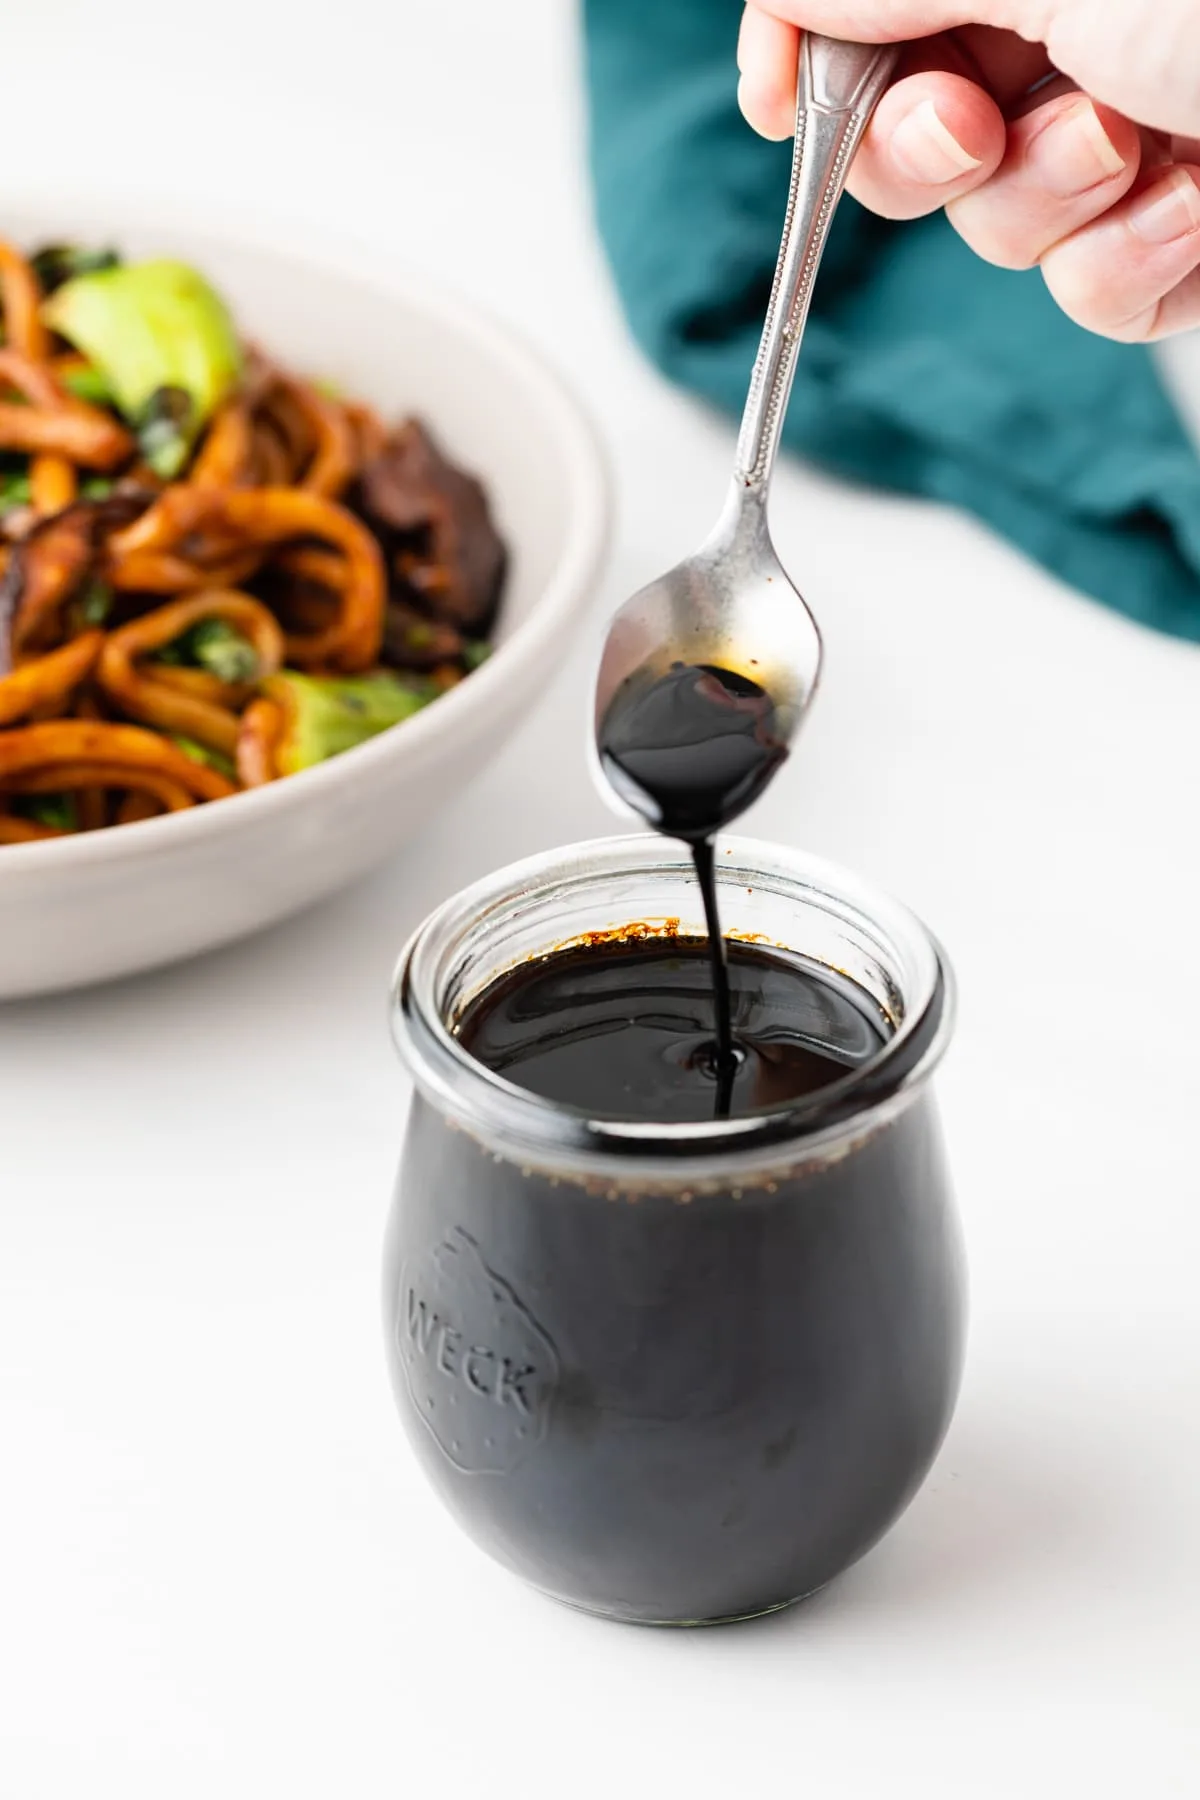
0, 211, 610, 873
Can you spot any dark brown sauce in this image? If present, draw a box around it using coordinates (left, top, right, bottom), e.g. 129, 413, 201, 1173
458, 937, 885, 1124
597, 662, 788, 1112
597, 662, 787, 842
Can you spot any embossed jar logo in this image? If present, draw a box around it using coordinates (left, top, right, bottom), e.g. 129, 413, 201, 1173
397, 1229, 559, 1474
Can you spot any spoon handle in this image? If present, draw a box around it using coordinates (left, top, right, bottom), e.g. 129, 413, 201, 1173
733, 35, 899, 494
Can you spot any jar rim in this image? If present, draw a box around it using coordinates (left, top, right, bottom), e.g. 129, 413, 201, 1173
391, 835, 955, 1177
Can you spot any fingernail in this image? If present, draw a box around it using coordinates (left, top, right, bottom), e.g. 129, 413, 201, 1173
891, 99, 983, 186
1129, 169, 1200, 245
1030, 99, 1126, 198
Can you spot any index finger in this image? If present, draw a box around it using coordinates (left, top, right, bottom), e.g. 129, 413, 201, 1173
737, 0, 1022, 40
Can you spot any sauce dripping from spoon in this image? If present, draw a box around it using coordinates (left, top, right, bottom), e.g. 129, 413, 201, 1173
597, 661, 788, 1117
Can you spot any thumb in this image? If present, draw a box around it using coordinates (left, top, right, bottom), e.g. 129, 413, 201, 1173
745, 1, 1036, 41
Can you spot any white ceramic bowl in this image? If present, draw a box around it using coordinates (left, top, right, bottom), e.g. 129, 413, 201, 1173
0, 211, 608, 999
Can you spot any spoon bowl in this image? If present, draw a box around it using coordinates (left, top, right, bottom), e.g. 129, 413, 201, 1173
593, 484, 823, 777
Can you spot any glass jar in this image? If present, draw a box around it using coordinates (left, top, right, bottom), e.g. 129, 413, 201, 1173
383, 835, 965, 1626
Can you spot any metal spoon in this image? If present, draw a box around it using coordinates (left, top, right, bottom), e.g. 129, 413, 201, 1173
593, 34, 899, 819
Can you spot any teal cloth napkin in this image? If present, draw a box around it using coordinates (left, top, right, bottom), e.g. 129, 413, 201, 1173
583, 0, 1200, 640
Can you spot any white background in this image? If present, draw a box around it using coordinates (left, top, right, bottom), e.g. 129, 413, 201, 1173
2, 2, 1199, 1793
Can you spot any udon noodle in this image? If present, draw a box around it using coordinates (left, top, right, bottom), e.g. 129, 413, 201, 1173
0, 238, 506, 844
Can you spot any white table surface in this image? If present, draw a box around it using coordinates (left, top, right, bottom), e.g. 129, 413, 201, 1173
2, 3, 1198, 1793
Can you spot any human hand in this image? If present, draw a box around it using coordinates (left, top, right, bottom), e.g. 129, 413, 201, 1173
737, 1, 1200, 340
